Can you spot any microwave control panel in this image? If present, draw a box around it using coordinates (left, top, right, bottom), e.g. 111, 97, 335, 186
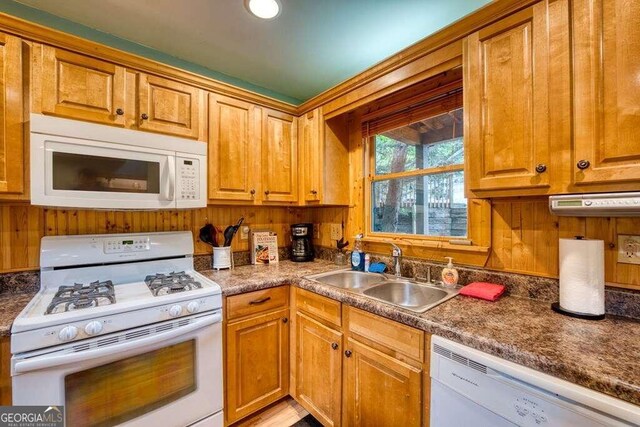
177, 158, 200, 201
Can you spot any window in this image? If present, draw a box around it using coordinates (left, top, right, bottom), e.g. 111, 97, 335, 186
367, 103, 466, 238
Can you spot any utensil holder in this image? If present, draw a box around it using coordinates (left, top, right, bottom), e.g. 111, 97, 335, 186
213, 246, 232, 270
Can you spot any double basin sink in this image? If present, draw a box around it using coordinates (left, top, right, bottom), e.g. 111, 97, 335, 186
305, 269, 459, 313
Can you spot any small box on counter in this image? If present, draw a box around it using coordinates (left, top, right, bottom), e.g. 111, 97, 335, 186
250, 230, 279, 264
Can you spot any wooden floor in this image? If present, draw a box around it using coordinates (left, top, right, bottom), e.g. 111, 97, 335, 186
230, 397, 309, 427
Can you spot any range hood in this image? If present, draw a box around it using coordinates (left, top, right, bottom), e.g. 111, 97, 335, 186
549, 192, 640, 217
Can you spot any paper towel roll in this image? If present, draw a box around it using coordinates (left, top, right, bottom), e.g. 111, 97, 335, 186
559, 238, 605, 315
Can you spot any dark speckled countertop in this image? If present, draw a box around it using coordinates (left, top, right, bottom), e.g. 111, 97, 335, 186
0, 293, 36, 337
201, 259, 640, 407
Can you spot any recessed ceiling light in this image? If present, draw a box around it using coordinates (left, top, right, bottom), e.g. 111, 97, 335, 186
245, 0, 281, 20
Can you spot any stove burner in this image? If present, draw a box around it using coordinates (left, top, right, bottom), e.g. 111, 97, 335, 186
145, 271, 202, 296
45, 281, 116, 315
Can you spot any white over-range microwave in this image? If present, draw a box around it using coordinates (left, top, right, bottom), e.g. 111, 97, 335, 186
30, 114, 207, 210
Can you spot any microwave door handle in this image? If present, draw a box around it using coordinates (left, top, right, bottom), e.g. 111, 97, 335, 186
13, 313, 220, 375
164, 157, 176, 201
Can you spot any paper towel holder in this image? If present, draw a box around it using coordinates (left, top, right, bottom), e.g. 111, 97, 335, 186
551, 302, 605, 320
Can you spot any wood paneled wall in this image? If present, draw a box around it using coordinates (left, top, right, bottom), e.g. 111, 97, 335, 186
310, 200, 640, 290
488, 199, 640, 288
0, 205, 311, 272
2, 201, 638, 289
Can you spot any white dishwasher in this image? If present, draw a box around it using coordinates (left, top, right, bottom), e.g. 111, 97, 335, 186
430, 336, 640, 427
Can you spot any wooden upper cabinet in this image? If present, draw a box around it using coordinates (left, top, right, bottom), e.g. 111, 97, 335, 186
298, 109, 349, 206
464, 0, 570, 196
572, 0, 640, 189
41, 46, 126, 126
208, 94, 260, 202
225, 308, 289, 424
0, 33, 25, 196
261, 109, 298, 203
137, 73, 205, 140
299, 109, 322, 203
295, 312, 342, 427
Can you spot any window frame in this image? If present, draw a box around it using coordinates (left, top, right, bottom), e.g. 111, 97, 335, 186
365, 110, 467, 243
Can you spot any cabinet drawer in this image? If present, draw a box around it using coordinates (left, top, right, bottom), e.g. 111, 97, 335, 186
345, 306, 423, 362
295, 288, 341, 328
226, 286, 289, 321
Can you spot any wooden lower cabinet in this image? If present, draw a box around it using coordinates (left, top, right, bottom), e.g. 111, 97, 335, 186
1, 336, 11, 405
294, 311, 343, 427
225, 307, 289, 424
343, 337, 423, 426
226, 288, 429, 426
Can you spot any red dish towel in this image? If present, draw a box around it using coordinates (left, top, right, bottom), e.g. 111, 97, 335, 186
460, 282, 505, 301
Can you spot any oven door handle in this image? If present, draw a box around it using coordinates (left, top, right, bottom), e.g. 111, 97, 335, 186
14, 313, 220, 374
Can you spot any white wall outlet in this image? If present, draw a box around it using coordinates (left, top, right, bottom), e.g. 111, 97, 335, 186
313, 224, 320, 239
618, 235, 640, 265
330, 223, 342, 241
240, 226, 250, 240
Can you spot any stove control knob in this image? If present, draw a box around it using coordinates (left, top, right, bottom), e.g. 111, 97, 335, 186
169, 305, 183, 317
187, 301, 200, 314
59, 325, 78, 342
84, 321, 103, 336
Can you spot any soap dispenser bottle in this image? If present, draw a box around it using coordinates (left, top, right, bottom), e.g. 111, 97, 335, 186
441, 257, 459, 287
351, 234, 365, 271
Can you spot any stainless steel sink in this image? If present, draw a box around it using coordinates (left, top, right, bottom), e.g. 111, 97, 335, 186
305, 270, 459, 312
363, 281, 457, 312
306, 270, 386, 289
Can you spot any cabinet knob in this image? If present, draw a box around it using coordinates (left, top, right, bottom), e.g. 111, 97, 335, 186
344, 350, 352, 358
535, 164, 547, 173
141, 113, 149, 120
577, 160, 590, 170
115, 108, 124, 116
282, 317, 288, 324
264, 190, 270, 196
331, 342, 339, 350
250, 189, 256, 196
311, 190, 318, 195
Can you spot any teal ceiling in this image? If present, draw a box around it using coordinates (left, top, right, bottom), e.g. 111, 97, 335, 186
3, 0, 490, 104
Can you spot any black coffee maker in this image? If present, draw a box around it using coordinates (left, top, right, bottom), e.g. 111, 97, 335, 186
290, 223, 314, 262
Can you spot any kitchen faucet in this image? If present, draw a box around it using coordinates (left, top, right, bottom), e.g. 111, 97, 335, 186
390, 243, 402, 278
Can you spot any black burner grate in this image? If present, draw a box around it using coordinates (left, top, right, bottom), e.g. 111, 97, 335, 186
144, 271, 202, 296
45, 280, 116, 315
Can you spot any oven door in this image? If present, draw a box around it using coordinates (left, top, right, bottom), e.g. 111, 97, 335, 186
31, 133, 177, 209
12, 312, 222, 427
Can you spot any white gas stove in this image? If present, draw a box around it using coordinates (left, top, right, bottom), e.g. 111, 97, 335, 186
11, 232, 223, 427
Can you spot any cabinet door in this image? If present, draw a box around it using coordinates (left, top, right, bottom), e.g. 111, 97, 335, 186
41, 46, 126, 126
208, 94, 260, 202
465, 0, 569, 195
138, 74, 204, 139
295, 312, 342, 427
261, 109, 298, 203
573, 0, 640, 187
343, 338, 422, 427
0, 33, 24, 195
225, 308, 289, 424
299, 109, 322, 203
1, 336, 11, 405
